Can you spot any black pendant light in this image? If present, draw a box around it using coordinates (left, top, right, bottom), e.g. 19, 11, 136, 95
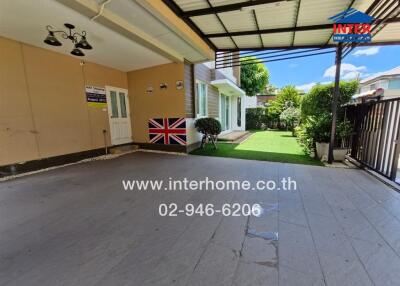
44, 31, 62, 46
71, 45, 85, 57
76, 35, 92, 50
44, 23, 92, 57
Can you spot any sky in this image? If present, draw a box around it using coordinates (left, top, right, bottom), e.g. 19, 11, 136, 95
264, 45, 400, 92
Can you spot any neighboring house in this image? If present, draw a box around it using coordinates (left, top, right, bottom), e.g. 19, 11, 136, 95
186, 60, 246, 151
244, 95, 258, 109
257, 95, 277, 107
352, 66, 400, 103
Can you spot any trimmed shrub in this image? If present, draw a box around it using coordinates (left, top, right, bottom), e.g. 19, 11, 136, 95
194, 117, 221, 135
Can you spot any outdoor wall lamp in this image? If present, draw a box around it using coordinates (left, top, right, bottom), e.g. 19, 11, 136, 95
44, 23, 92, 57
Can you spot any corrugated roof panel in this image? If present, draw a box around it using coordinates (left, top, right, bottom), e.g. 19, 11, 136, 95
210, 37, 236, 49
174, 0, 208, 12
261, 32, 293, 47
169, 0, 399, 50
232, 35, 262, 49
297, 0, 348, 26
191, 14, 225, 34
373, 23, 400, 43
218, 10, 256, 33
256, 0, 298, 29
293, 30, 332, 45
210, 0, 246, 7
352, 0, 375, 13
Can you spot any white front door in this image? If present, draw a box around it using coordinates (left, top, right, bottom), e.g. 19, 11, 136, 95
106, 86, 132, 145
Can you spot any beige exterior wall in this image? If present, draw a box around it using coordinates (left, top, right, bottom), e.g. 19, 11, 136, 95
82, 62, 128, 149
127, 63, 186, 143
194, 63, 219, 118
0, 36, 128, 166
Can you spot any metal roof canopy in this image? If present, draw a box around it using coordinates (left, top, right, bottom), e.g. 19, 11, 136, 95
164, 0, 400, 165
163, 0, 400, 68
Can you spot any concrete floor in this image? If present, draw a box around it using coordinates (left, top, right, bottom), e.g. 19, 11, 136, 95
1, 152, 400, 286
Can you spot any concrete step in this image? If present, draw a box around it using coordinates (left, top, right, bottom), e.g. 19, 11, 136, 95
109, 144, 139, 154
218, 131, 250, 143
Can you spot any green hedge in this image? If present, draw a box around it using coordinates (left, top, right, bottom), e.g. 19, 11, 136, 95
246, 107, 267, 130
297, 81, 358, 153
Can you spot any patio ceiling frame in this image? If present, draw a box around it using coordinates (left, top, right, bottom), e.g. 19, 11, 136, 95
177, 0, 289, 17
163, 0, 400, 165
342, 0, 400, 58
163, 0, 400, 54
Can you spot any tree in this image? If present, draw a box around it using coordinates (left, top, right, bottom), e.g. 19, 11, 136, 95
280, 107, 300, 134
301, 80, 358, 120
264, 84, 278, 95
240, 57, 269, 96
268, 85, 301, 121
297, 80, 359, 151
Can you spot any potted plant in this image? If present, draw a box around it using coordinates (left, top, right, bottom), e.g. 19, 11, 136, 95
334, 119, 353, 161
304, 114, 331, 161
194, 117, 222, 149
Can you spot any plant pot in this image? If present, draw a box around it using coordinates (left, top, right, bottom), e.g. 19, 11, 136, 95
315, 142, 329, 161
333, 148, 348, 162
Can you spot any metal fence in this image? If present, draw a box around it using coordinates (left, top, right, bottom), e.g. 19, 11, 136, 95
344, 97, 400, 181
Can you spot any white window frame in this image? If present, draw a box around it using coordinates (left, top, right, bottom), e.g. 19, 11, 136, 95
219, 92, 231, 132
196, 80, 208, 118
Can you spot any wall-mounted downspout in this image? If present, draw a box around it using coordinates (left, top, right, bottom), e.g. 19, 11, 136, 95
91, 0, 113, 21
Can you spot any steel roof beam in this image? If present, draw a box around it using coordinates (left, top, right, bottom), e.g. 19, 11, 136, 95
161, 0, 217, 50
206, 17, 400, 38
179, 0, 290, 17
216, 41, 400, 52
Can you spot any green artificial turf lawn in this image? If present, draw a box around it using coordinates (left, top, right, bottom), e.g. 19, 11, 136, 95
191, 130, 323, 166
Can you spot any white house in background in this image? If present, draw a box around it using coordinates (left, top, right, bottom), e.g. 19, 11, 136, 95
244, 95, 258, 109
186, 59, 247, 151
352, 66, 400, 102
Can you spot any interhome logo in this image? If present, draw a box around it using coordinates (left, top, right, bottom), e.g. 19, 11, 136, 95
329, 8, 374, 43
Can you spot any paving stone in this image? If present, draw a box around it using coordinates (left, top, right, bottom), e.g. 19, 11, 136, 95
351, 237, 400, 286
1, 152, 400, 286
318, 251, 373, 286
279, 265, 325, 286
232, 261, 278, 286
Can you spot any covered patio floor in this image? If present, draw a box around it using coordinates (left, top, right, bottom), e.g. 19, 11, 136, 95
1, 152, 400, 286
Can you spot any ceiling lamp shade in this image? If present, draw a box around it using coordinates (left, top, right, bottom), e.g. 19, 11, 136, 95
44, 31, 62, 46
76, 36, 92, 50
71, 46, 85, 57
44, 23, 92, 57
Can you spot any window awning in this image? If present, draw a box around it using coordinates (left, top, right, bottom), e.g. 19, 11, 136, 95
211, 79, 246, 96
352, 88, 385, 99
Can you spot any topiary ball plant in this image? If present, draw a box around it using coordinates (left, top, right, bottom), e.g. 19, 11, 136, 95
194, 117, 221, 149
194, 117, 222, 135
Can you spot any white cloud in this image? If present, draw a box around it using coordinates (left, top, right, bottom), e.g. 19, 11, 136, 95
323, 63, 367, 80
352, 47, 380, 57
342, 71, 361, 80
296, 82, 316, 92
296, 81, 335, 92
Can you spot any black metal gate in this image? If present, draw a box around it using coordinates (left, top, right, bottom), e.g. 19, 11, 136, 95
344, 98, 400, 181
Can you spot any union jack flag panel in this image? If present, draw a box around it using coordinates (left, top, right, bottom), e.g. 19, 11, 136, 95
148, 118, 187, 145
